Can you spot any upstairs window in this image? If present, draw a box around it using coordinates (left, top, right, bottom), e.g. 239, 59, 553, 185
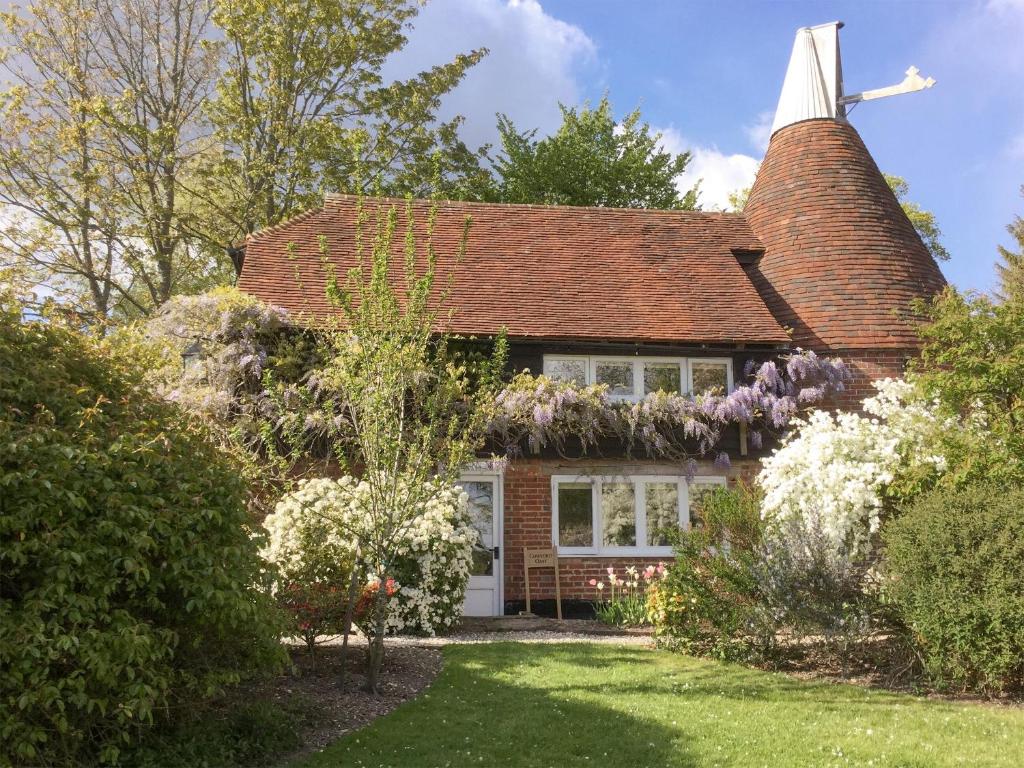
543, 355, 733, 400
594, 361, 634, 397
544, 357, 588, 387
688, 359, 730, 395
643, 362, 682, 395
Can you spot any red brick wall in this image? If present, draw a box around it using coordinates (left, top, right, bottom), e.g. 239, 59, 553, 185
826, 348, 914, 410
500, 457, 761, 606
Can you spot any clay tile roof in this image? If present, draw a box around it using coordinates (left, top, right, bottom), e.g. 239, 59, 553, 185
745, 119, 946, 350
237, 195, 790, 345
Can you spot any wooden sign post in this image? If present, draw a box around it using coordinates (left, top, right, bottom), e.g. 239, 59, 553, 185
523, 547, 562, 620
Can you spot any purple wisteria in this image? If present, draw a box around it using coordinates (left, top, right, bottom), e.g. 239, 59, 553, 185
488, 350, 850, 465
145, 290, 290, 424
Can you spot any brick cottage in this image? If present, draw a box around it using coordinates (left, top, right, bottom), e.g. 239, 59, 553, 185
234, 23, 945, 616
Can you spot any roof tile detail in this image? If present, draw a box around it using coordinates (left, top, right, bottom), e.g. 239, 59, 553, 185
745, 119, 946, 350
237, 196, 789, 345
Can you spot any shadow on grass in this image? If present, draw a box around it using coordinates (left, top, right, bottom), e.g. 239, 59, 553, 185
517, 643, 968, 711
294, 642, 1024, 768
297, 643, 697, 768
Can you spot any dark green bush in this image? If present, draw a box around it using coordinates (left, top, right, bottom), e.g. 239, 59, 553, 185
0, 309, 284, 765
653, 484, 777, 662
884, 482, 1024, 695
125, 699, 304, 768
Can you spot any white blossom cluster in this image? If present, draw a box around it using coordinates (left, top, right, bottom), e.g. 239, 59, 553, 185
758, 378, 946, 560
262, 475, 477, 636
262, 477, 360, 583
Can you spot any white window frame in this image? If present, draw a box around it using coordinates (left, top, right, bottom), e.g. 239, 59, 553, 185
591, 356, 643, 401
542, 355, 590, 386
550, 474, 729, 557
686, 357, 735, 396
542, 354, 734, 401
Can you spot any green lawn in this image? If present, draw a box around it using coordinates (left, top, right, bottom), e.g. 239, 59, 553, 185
297, 642, 1024, 768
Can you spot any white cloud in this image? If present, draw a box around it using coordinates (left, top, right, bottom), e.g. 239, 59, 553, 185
383, 0, 597, 149
744, 110, 774, 154
986, 0, 1024, 12
658, 127, 760, 211
384, 2, 764, 211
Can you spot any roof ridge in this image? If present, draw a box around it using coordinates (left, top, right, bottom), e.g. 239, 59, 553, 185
323, 192, 746, 219
244, 204, 327, 245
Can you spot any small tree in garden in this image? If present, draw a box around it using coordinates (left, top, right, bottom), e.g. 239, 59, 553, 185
267, 199, 506, 692
911, 287, 1024, 488
262, 477, 476, 644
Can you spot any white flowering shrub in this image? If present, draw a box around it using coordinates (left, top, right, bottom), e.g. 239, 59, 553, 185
262, 475, 476, 636
758, 378, 946, 561
262, 478, 355, 583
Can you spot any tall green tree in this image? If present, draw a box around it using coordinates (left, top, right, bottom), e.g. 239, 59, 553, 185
204, 0, 489, 240
488, 96, 698, 210
2, 0, 491, 325
995, 186, 1024, 303
0, 0, 233, 323
89, 0, 232, 315
884, 174, 950, 262
0, 0, 125, 324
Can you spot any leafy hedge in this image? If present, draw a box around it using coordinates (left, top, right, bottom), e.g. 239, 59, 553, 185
653, 483, 885, 666
885, 483, 1024, 695
0, 309, 283, 765
652, 485, 776, 662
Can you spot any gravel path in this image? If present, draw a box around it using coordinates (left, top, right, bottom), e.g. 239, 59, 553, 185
303, 618, 656, 648
385, 630, 654, 646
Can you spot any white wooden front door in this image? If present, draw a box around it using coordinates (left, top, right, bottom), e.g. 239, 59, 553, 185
460, 474, 503, 616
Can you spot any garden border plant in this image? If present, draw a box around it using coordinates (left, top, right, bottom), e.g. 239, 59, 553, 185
0, 297, 284, 766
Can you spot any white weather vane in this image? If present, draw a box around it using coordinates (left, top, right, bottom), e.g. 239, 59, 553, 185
840, 66, 936, 107
771, 22, 936, 135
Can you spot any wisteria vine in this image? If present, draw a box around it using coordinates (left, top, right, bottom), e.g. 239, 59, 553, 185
146, 293, 851, 470
487, 351, 851, 467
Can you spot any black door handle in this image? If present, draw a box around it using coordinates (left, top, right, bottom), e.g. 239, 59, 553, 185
492, 546, 500, 559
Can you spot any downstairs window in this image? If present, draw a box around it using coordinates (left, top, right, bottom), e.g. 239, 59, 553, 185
551, 474, 727, 556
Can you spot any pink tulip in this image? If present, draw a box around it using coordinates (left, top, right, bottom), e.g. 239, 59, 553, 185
588, 579, 597, 586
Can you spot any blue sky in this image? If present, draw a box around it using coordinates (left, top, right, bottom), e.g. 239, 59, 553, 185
392, 0, 1024, 292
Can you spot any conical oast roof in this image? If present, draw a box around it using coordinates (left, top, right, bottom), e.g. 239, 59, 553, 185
745, 118, 946, 350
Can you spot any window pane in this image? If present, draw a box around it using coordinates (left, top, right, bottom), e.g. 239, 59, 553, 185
557, 483, 593, 547
546, 358, 587, 386
601, 482, 636, 547
688, 482, 724, 529
462, 481, 494, 576
596, 362, 634, 397
646, 482, 680, 546
691, 362, 729, 394
644, 362, 681, 395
